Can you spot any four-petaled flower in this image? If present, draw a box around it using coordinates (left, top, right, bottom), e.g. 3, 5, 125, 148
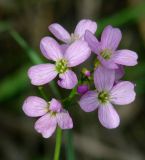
85, 25, 138, 69
22, 96, 73, 138
28, 37, 91, 89
49, 19, 97, 47
79, 66, 136, 129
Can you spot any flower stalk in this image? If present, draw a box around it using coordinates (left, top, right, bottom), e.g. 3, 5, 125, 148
54, 127, 62, 160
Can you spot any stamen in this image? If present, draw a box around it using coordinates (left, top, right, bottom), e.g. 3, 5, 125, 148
101, 49, 112, 60
55, 59, 68, 73
98, 91, 109, 104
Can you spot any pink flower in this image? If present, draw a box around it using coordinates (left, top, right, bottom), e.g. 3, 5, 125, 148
28, 37, 91, 89
22, 96, 73, 138
49, 19, 97, 45
85, 25, 138, 69
79, 66, 136, 129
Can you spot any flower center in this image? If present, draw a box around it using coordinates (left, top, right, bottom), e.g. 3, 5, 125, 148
101, 49, 112, 60
98, 91, 109, 104
68, 33, 80, 44
55, 59, 68, 74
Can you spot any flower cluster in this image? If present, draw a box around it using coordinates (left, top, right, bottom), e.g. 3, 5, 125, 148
22, 19, 138, 138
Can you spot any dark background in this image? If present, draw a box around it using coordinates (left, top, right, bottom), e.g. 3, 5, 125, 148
0, 0, 145, 160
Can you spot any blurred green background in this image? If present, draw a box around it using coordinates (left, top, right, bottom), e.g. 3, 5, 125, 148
0, 0, 145, 160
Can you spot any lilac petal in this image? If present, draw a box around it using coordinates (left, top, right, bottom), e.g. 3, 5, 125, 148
98, 103, 120, 129
57, 70, 78, 89
28, 64, 57, 86
35, 113, 57, 138
49, 98, 62, 112
79, 91, 99, 112
61, 44, 69, 53
98, 56, 118, 69
40, 37, 63, 61
49, 23, 71, 43
64, 40, 91, 67
84, 30, 101, 54
74, 19, 97, 38
110, 81, 136, 105
101, 25, 122, 51
94, 66, 115, 92
113, 50, 138, 66
22, 96, 48, 117
56, 109, 73, 129
115, 65, 124, 81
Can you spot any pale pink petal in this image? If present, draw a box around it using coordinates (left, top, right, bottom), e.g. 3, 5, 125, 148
79, 91, 99, 112
94, 66, 115, 92
56, 109, 73, 129
22, 96, 48, 117
98, 103, 120, 129
28, 64, 57, 86
40, 37, 63, 61
35, 113, 57, 138
49, 23, 71, 43
84, 30, 101, 54
113, 50, 138, 66
61, 44, 69, 53
101, 25, 122, 51
49, 98, 62, 112
110, 81, 136, 105
98, 56, 118, 69
115, 65, 124, 81
57, 70, 78, 89
64, 40, 91, 67
74, 19, 97, 38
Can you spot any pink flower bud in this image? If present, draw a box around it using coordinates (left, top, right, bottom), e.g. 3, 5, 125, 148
77, 84, 89, 95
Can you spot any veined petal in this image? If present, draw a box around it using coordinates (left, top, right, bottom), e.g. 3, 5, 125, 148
64, 40, 91, 67
94, 66, 115, 92
48, 23, 71, 43
98, 103, 120, 129
22, 96, 48, 117
79, 91, 99, 112
84, 30, 100, 54
101, 25, 122, 51
113, 50, 138, 66
57, 70, 78, 89
115, 65, 124, 81
98, 56, 118, 69
60, 44, 69, 53
40, 37, 63, 61
74, 19, 97, 38
34, 113, 57, 138
28, 64, 57, 86
110, 81, 136, 105
56, 109, 73, 129
49, 98, 62, 112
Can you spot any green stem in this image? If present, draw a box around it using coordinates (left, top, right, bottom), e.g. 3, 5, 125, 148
54, 127, 62, 160
38, 86, 48, 100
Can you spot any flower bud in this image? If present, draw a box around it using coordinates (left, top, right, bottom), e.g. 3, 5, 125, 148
82, 68, 91, 77
77, 84, 89, 95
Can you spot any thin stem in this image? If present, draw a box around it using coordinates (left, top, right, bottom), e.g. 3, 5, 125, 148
65, 130, 75, 160
54, 127, 62, 160
38, 86, 48, 100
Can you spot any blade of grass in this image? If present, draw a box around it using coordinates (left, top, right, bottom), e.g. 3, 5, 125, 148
0, 66, 28, 102
97, 2, 145, 34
